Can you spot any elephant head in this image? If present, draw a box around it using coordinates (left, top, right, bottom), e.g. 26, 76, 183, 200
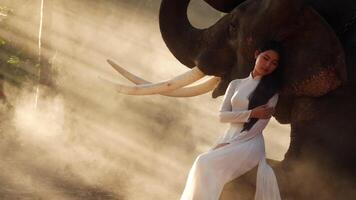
104, 0, 347, 123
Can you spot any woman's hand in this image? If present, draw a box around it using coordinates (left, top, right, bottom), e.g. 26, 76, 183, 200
250, 104, 275, 119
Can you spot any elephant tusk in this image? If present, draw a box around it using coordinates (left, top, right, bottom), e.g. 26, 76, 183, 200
107, 59, 149, 84
161, 77, 221, 97
102, 60, 206, 95
107, 59, 220, 97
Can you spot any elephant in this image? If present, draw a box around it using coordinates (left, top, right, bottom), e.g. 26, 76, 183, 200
103, 0, 356, 199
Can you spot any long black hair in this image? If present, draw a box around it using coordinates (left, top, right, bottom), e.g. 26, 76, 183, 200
240, 40, 284, 132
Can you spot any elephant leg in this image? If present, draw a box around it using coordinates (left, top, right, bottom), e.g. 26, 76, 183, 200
282, 92, 356, 199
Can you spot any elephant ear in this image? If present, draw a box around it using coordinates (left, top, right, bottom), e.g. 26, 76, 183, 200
203, 0, 245, 12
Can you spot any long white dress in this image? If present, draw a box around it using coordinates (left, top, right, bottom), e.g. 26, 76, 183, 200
180, 72, 281, 200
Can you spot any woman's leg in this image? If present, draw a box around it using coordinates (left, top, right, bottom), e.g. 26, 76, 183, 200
180, 135, 265, 200
180, 152, 223, 200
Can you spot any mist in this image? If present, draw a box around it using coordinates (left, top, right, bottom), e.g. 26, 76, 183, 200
0, 0, 290, 199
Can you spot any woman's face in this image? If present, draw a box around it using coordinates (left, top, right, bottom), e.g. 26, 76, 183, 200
253, 49, 279, 76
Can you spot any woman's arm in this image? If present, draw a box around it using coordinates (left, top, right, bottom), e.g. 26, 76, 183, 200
218, 80, 252, 123
248, 93, 279, 132
227, 93, 279, 143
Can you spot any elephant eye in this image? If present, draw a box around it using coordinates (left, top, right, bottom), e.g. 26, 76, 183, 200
229, 21, 238, 29
229, 22, 238, 35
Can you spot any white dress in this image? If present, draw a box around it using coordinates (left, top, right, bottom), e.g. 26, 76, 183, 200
180, 72, 281, 200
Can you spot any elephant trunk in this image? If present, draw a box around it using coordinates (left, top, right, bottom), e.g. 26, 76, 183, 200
159, 0, 203, 68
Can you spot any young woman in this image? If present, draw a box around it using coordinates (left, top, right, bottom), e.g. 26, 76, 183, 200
180, 41, 283, 200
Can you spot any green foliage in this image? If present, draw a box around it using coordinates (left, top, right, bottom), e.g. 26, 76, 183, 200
0, 38, 5, 46
0, 5, 38, 86
6, 56, 20, 65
